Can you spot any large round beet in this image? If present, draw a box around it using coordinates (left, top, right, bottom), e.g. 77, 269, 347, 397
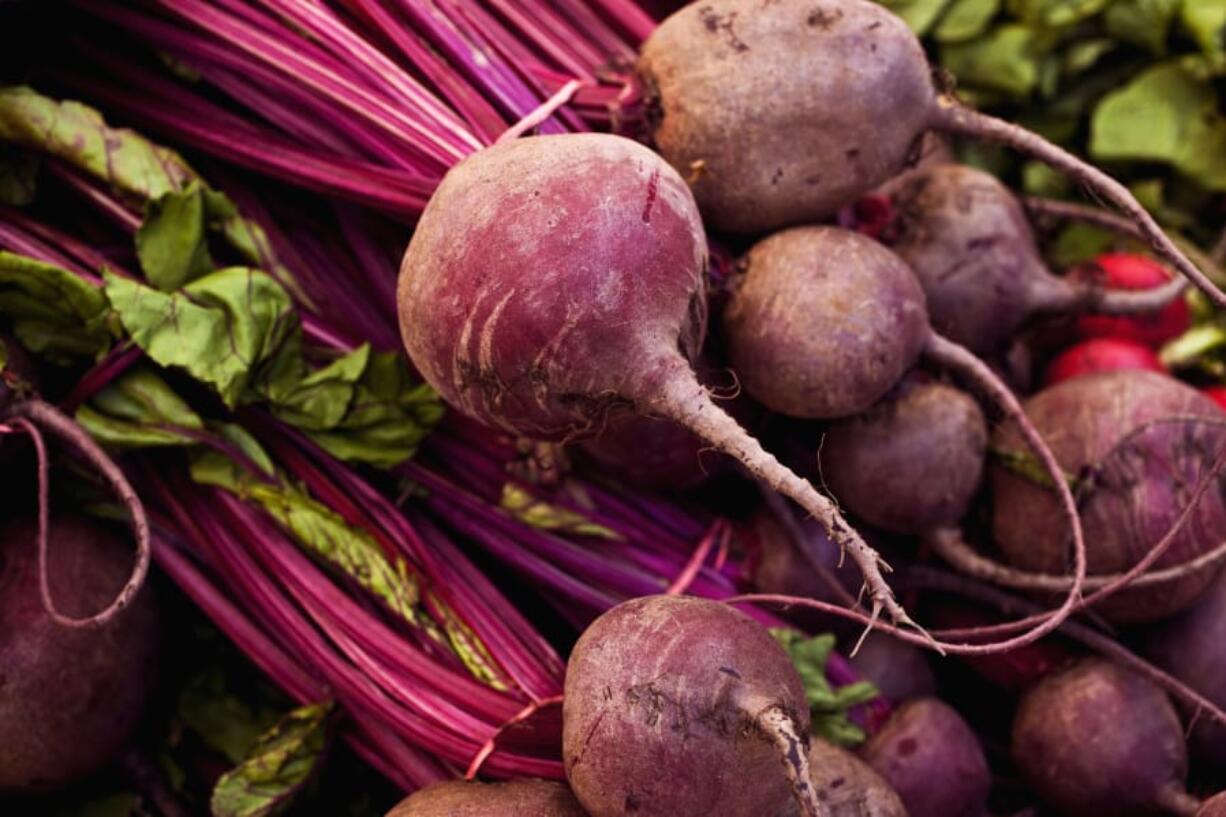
847, 634, 937, 705
1012, 658, 1196, 817
821, 378, 987, 534
386, 779, 586, 816
991, 370, 1226, 622
640, 0, 931, 234
859, 698, 989, 817
778, 740, 907, 817
1143, 569, 1226, 773
723, 226, 928, 420
563, 595, 818, 817
0, 514, 159, 792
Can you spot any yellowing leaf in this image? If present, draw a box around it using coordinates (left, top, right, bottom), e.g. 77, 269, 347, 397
500, 484, 621, 540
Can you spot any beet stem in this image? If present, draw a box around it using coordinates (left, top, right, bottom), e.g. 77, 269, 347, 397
650, 368, 915, 635
935, 99, 1226, 311
11, 399, 151, 629
758, 706, 830, 817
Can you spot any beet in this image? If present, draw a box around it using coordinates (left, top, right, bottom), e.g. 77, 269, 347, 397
0, 514, 159, 793
1076, 253, 1191, 347
749, 508, 858, 605
778, 739, 907, 817
1143, 569, 1226, 773
1042, 337, 1165, 386
991, 370, 1226, 622
637, 0, 1220, 312
562, 594, 821, 817
722, 226, 928, 420
385, 779, 586, 817
820, 378, 987, 534
1199, 793, 1226, 817
879, 164, 1182, 354
398, 132, 906, 624
859, 698, 990, 817
847, 634, 937, 705
1205, 386, 1226, 414
1012, 658, 1198, 817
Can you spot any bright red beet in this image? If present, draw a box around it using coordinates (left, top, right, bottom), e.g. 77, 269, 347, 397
1042, 337, 1164, 386
1076, 254, 1191, 347
1203, 386, 1226, 413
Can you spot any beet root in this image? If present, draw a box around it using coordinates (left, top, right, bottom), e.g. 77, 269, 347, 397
847, 634, 938, 705
723, 226, 929, 420
880, 164, 1183, 354
398, 132, 910, 628
637, 0, 1223, 309
1143, 568, 1226, 773
385, 779, 586, 817
991, 370, 1226, 622
778, 739, 906, 817
1199, 793, 1226, 817
859, 698, 989, 817
0, 514, 160, 793
1012, 658, 1198, 817
820, 377, 987, 534
563, 595, 820, 817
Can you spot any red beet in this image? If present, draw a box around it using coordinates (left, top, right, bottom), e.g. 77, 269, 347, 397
1076, 254, 1191, 346
1143, 569, 1226, 773
1042, 337, 1164, 386
1012, 658, 1198, 817
859, 698, 990, 817
562, 595, 822, 817
1204, 386, 1226, 413
779, 739, 907, 817
991, 370, 1226, 622
0, 514, 159, 793
847, 634, 938, 705
820, 378, 987, 534
386, 779, 586, 816
1199, 793, 1226, 817
398, 132, 905, 625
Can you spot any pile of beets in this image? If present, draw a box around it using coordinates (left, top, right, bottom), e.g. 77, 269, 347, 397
9, 1, 1226, 816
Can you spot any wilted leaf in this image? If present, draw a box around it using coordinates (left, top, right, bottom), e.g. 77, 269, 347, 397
76, 367, 205, 448
179, 669, 284, 764
0, 146, 38, 205
190, 449, 425, 626
770, 630, 879, 747
210, 701, 332, 817
0, 86, 195, 204
942, 24, 1044, 97
52, 793, 140, 817
1091, 61, 1226, 191
500, 484, 621, 539
104, 267, 297, 408
0, 251, 115, 361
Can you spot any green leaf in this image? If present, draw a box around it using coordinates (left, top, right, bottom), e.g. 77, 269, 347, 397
1090, 61, 1226, 191
179, 669, 284, 764
941, 24, 1044, 97
1021, 160, 1071, 197
52, 793, 140, 817
1104, 0, 1179, 54
217, 422, 277, 477
0, 146, 38, 205
1062, 39, 1117, 77
1006, 0, 1109, 27
137, 182, 239, 291
1180, 0, 1226, 63
770, 630, 879, 748
189, 449, 426, 626
261, 344, 371, 432
0, 251, 115, 361
933, 0, 1000, 43
104, 267, 297, 408
500, 483, 622, 539
210, 701, 332, 817
876, 0, 954, 35
75, 367, 205, 448
0, 86, 196, 204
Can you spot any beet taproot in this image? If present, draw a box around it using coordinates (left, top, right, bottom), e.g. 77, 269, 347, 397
562, 594, 821, 817
385, 779, 586, 817
860, 698, 990, 817
1012, 658, 1198, 817
991, 370, 1226, 622
820, 377, 987, 534
398, 133, 906, 625
0, 514, 159, 793
879, 164, 1183, 354
637, 0, 1222, 313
